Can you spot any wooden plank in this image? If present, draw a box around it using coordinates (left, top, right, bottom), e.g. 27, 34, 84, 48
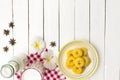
0, 0, 14, 80
13, 0, 28, 80
13, 0, 28, 54
29, 0, 43, 53
105, 0, 120, 79
60, 0, 74, 77
89, 0, 105, 80
75, 0, 89, 40
60, 0, 74, 48
44, 0, 58, 55
28, 0, 57, 79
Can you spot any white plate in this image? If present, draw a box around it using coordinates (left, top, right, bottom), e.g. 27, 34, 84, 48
58, 40, 99, 80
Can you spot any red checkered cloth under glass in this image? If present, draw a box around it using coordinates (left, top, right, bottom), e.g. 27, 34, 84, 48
15, 53, 66, 80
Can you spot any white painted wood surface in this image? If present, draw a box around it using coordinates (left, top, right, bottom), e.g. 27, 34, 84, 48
0, 0, 120, 80
0, 1, 14, 80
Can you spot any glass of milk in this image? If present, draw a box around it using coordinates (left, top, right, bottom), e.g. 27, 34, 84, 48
21, 68, 42, 80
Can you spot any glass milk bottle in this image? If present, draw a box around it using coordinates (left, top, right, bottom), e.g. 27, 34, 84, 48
0, 53, 28, 78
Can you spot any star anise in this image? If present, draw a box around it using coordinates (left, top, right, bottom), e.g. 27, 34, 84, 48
4, 29, 10, 36
3, 46, 9, 52
50, 41, 56, 47
9, 22, 14, 28
9, 38, 16, 46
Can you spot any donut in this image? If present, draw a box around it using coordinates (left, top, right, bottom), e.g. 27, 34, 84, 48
66, 63, 72, 68
65, 47, 91, 74
72, 66, 84, 74
72, 48, 83, 58
83, 56, 91, 66
81, 47, 88, 56
66, 56, 75, 68
74, 58, 85, 67
67, 50, 73, 57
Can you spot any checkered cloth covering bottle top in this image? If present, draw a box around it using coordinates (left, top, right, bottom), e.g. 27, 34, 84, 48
15, 53, 66, 80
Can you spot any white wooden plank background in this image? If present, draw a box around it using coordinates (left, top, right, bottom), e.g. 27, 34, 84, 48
105, 0, 120, 80
44, 0, 58, 55
0, 0, 120, 80
29, 0, 43, 53
13, 0, 29, 80
0, 1, 14, 80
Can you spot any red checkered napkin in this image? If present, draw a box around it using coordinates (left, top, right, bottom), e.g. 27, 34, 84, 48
43, 67, 66, 80
15, 53, 66, 80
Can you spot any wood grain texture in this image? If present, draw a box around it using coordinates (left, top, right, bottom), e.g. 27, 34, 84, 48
13, 0, 28, 80
0, 0, 120, 80
89, 0, 105, 80
59, 0, 74, 79
29, 0, 44, 53
105, 0, 120, 80
44, 0, 59, 56
13, 0, 28, 55
60, 0, 74, 48
75, 0, 89, 41
0, 0, 14, 80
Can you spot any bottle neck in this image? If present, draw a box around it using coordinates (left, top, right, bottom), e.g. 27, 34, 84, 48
8, 61, 19, 72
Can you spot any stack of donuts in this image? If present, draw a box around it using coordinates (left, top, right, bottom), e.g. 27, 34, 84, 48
66, 47, 91, 74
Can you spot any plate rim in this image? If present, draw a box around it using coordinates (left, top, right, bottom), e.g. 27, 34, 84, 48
58, 40, 99, 80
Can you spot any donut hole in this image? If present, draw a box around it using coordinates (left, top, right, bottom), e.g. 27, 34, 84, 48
70, 54, 73, 56
76, 67, 79, 70
78, 62, 81, 65
76, 52, 78, 55
70, 60, 73, 62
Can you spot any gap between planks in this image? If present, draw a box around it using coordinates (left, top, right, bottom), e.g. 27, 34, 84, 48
104, 0, 107, 80
43, 0, 45, 40
58, 0, 60, 51
89, 0, 91, 43
28, 0, 30, 54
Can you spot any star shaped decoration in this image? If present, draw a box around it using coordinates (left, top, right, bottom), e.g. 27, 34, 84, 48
4, 29, 10, 36
9, 38, 16, 46
50, 41, 56, 47
3, 46, 9, 52
9, 22, 14, 28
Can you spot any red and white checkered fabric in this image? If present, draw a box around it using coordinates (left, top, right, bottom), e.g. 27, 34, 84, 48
15, 53, 66, 80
